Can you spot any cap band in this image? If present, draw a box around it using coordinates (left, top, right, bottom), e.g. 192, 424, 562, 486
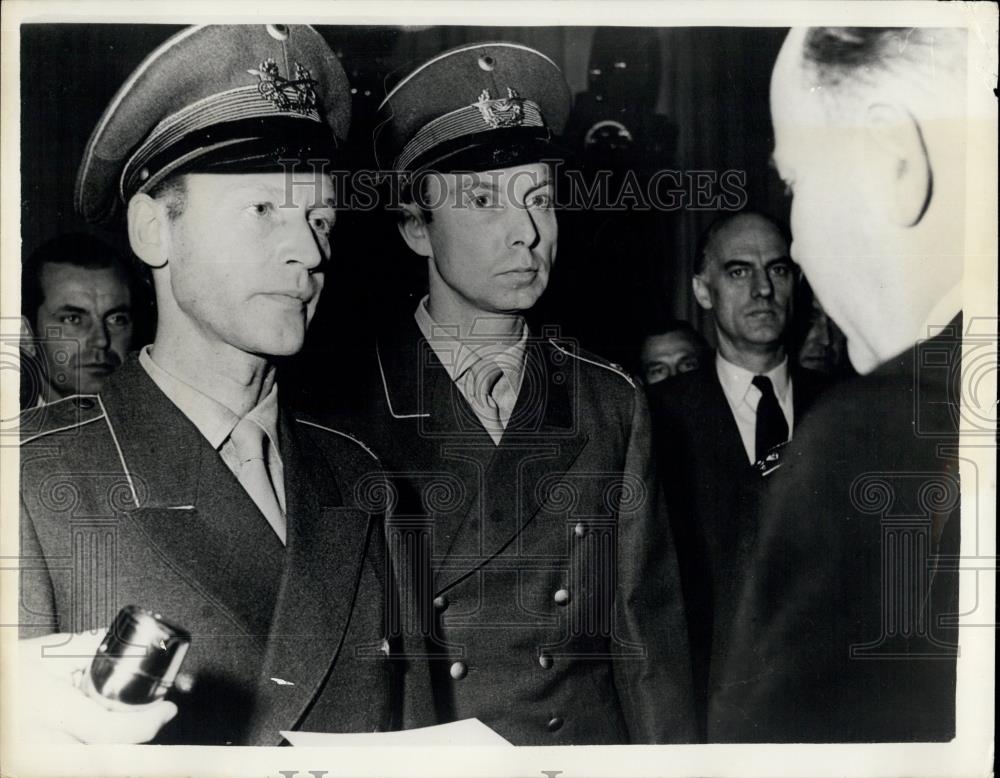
395, 96, 545, 172
120, 84, 325, 199
122, 116, 337, 198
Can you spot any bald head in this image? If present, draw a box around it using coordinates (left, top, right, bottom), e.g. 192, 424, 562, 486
770, 26, 970, 374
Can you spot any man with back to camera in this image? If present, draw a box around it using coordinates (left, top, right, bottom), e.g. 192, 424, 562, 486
711, 25, 976, 742
645, 210, 829, 738
20, 233, 147, 407
325, 42, 696, 745
638, 319, 709, 386
18, 24, 397, 745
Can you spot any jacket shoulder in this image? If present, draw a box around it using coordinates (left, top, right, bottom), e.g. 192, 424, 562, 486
545, 337, 637, 390
19, 394, 106, 445
294, 414, 381, 465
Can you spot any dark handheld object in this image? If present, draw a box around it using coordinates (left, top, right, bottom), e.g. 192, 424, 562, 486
83, 605, 190, 709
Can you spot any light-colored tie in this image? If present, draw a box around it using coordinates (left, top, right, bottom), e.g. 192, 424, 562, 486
228, 416, 286, 544
464, 357, 507, 444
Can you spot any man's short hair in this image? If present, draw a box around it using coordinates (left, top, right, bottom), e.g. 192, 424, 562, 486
645, 318, 709, 348
22, 232, 147, 325
693, 210, 790, 276
801, 27, 966, 104
147, 174, 187, 221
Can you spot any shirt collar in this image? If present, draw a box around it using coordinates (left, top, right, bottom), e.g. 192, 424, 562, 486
716, 351, 791, 405
413, 295, 529, 388
138, 345, 280, 452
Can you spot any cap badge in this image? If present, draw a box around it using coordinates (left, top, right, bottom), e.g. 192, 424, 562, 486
248, 58, 318, 115
475, 88, 524, 129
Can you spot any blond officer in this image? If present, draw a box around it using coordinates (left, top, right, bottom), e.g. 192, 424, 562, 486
18, 24, 394, 745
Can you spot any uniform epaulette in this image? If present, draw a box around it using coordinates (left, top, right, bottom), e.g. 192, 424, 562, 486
296, 417, 380, 462
19, 394, 105, 445
546, 338, 636, 389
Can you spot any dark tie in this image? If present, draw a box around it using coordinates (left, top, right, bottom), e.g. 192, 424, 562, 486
752, 375, 789, 462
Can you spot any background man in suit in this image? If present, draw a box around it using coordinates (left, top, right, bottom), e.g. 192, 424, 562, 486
19, 25, 395, 745
712, 26, 974, 742
646, 210, 828, 737
20, 233, 147, 407
330, 42, 695, 745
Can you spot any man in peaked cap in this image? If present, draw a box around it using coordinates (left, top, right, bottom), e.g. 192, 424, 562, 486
326, 42, 696, 744
18, 25, 397, 745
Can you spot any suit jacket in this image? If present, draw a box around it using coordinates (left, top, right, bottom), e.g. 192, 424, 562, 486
19, 358, 395, 745
709, 317, 962, 742
323, 316, 696, 745
646, 359, 829, 739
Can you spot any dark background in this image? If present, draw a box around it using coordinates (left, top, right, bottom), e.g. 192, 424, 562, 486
20, 23, 789, 373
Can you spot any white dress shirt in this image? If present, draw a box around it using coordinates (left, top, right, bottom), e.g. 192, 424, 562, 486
716, 352, 794, 465
138, 346, 287, 528
414, 296, 528, 443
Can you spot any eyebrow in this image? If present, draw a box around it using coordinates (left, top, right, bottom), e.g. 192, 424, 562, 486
525, 178, 553, 195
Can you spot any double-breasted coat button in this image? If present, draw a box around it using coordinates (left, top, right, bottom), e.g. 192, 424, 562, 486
547, 716, 564, 732
538, 653, 553, 669
433, 595, 449, 612
449, 661, 468, 680
553, 588, 570, 606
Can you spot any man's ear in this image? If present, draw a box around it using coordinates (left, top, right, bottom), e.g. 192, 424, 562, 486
20, 315, 36, 358
692, 274, 714, 311
127, 193, 169, 268
866, 103, 932, 227
397, 203, 433, 258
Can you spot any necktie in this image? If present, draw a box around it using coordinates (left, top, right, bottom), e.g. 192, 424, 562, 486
464, 357, 506, 444
752, 374, 789, 463
229, 415, 286, 544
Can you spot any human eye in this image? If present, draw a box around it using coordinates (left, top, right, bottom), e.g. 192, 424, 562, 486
769, 262, 792, 278
309, 209, 336, 235
58, 313, 82, 326
247, 201, 277, 218
728, 266, 748, 279
465, 190, 497, 209
678, 357, 700, 374
527, 190, 554, 210
106, 313, 132, 328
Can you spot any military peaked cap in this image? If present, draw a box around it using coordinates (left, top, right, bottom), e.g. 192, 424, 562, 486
76, 24, 351, 223
374, 42, 571, 173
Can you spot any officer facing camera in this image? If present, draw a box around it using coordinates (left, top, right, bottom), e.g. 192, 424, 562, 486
19, 24, 395, 745
327, 41, 696, 745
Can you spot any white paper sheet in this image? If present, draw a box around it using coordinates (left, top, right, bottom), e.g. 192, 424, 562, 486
280, 718, 514, 747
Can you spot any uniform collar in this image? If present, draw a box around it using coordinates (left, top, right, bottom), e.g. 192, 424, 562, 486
413, 295, 528, 391
716, 351, 790, 406
138, 345, 279, 453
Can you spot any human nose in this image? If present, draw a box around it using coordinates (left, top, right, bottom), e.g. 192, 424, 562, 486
750, 267, 774, 298
86, 321, 110, 351
286, 215, 326, 271
506, 203, 540, 251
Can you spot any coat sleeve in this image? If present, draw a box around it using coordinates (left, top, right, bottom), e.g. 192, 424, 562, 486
611, 386, 697, 743
19, 493, 58, 638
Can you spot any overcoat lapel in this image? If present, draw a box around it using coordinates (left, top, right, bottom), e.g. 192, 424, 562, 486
700, 370, 754, 475
434, 340, 588, 593
247, 412, 375, 743
101, 360, 282, 638
378, 324, 589, 592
